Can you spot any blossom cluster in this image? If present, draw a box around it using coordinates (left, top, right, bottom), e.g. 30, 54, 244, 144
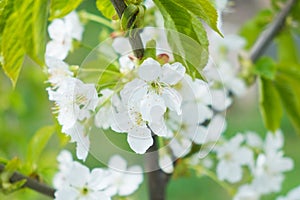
53, 151, 143, 200
46, 12, 98, 161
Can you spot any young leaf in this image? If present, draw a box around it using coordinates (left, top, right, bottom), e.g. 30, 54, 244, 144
1, 0, 49, 86
259, 77, 283, 132
1, 12, 25, 87
171, 0, 222, 36
153, 0, 209, 79
0, 0, 14, 36
96, 0, 117, 20
21, 0, 48, 65
49, 0, 83, 20
253, 57, 276, 80
275, 68, 300, 134
26, 126, 55, 168
276, 30, 299, 63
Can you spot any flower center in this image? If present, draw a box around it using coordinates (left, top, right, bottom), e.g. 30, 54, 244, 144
81, 187, 89, 195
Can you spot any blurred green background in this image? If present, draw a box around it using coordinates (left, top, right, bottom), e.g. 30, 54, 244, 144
1, 0, 299, 199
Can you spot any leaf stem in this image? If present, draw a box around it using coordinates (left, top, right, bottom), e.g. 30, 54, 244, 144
0, 164, 55, 198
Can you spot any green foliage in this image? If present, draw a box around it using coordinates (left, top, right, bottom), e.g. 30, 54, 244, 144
153, 0, 210, 79
26, 125, 56, 170
0, 0, 14, 37
275, 66, 300, 134
259, 77, 283, 132
96, 0, 116, 20
253, 57, 276, 80
171, 0, 222, 36
240, 9, 273, 49
1, 12, 26, 87
276, 29, 299, 63
0, 158, 26, 194
49, 0, 83, 20
1, 0, 49, 87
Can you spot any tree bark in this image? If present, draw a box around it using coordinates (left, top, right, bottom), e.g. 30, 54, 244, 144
145, 136, 172, 200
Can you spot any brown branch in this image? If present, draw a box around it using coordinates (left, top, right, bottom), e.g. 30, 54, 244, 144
249, 0, 297, 62
145, 136, 171, 200
0, 164, 55, 198
110, 0, 144, 59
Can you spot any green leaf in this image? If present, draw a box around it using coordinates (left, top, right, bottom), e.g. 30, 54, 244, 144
259, 77, 283, 132
1, 12, 25, 87
96, 0, 117, 20
153, 0, 209, 79
171, 0, 222, 36
276, 30, 299, 63
49, 0, 83, 20
21, 0, 48, 65
253, 57, 276, 80
1, 0, 49, 86
26, 125, 55, 168
275, 68, 300, 133
0, 0, 14, 36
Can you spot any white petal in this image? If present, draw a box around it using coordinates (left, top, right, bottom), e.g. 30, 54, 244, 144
119, 55, 135, 74
162, 87, 182, 115
127, 127, 153, 154
140, 92, 166, 123
217, 161, 242, 183
149, 119, 169, 137
112, 37, 131, 54
108, 155, 127, 171
138, 58, 162, 81
64, 11, 84, 41
48, 19, 67, 42
46, 40, 71, 60
55, 187, 79, 200
67, 162, 90, 188
88, 168, 111, 191
210, 89, 232, 111
160, 62, 186, 85
159, 153, 174, 174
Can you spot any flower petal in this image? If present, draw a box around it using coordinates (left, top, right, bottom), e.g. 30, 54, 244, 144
127, 127, 153, 154
160, 62, 185, 85
138, 58, 161, 81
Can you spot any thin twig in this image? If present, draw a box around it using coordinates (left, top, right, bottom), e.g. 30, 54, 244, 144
110, 0, 144, 59
249, 0, 297, 62
0, 164, 55, 198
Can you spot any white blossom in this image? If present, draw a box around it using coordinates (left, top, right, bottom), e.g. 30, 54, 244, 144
48, 77, 98, 132
46, 12, 84, 60
54, 162, 111, 200
46, 56, 73, 86
215, 134, 253, 183
105, 155, 143, 196
251, 130, 294, 195
53, 150, 74, 189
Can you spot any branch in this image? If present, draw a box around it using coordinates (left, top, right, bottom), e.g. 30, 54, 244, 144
110, 0, 145, 59
145, 136, 172, 200
0, 164, 55, 198
249, 0, 297, 62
